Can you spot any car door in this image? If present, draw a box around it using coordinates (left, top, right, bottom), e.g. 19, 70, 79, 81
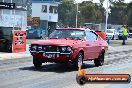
92, 32, 102, 58
85, 31, 99, 59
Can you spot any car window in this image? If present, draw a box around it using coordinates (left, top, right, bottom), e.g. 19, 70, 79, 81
86, 31, 98, 41
49, 29, 85, 40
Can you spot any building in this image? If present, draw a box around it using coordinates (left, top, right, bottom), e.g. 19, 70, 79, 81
0, 0, 31, 16
31, 0, 61, 36
0, 0, 29, 52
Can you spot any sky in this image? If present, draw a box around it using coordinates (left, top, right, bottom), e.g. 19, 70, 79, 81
75, 0, 132, 9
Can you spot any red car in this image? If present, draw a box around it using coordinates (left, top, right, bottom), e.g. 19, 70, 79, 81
29, 28, 108, 69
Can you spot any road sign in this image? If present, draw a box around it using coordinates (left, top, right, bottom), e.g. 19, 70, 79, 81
0, 2, 15, 9
12, 31, 26, 53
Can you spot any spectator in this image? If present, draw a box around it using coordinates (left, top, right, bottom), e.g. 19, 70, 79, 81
47, 26, 51, 37
122, 25, 128, 45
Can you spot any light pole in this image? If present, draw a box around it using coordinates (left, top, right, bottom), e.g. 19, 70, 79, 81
105, 0, 109, 33
76, 2, 78, 28
2, 0, 4, 14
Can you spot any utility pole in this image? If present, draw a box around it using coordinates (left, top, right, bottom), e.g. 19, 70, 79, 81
105, 0, 109, 33
76, 2, 78, 28
2, 0, 4, 14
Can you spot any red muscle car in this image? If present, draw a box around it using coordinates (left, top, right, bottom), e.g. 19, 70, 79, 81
29, 28, 108, 69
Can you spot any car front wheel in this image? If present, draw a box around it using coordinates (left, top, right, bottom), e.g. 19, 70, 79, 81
73, 52, 84, 70
33, 57, 42, 68
94, 52, 105, 67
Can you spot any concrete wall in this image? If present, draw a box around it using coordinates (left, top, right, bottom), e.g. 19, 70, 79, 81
0, 9, 27, 30
32, 3, 58, 22
0, 0, 31, 16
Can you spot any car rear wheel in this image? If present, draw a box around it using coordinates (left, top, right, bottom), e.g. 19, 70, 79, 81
33, 57, 42, 68
94, 52, 105, 67
73, 52, 84, 70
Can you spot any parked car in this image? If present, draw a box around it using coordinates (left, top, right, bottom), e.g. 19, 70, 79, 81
128, 30, 132, 38
0, 28, 12, 52
118, 30, 123, 40
128, 32, 132, 38
106, 29, 119, 40
29, 28, 108, 69
26, 28, 45, 39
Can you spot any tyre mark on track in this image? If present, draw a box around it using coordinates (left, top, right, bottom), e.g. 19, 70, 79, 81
0, 49, 132, 74
0, 69, 76, 88
0, 49, 132, 88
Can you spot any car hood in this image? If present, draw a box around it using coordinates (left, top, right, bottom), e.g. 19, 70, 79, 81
31, 39, 83, 46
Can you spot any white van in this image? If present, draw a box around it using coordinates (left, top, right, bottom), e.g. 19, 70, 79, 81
106, 29, 119, 40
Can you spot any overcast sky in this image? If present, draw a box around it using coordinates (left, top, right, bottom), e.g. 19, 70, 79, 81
75, 0, 132, 9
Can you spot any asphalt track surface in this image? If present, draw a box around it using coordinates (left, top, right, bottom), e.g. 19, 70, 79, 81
0, 39, 132, 88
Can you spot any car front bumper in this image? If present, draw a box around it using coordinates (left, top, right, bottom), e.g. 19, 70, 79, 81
31, 51, 73, 63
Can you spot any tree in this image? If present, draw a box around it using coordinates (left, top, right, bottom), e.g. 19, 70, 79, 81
58, 0, 105, 27
58, 0, 76, 27
99, 0, 105, 6
79, 1, 105, 24
108, 1, 128, 25
127, 2, 132, 27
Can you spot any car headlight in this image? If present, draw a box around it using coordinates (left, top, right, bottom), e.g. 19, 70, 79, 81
67, 47, 72, 51
61, 47, 67, 52
32, 45, 37, 50
38, 46, 42, 50
43, 47, 46, 50
61, 46, 72, 52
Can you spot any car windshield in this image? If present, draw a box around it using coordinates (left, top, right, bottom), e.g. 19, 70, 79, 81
106, 30, 114, 33
49, 29, 85, 40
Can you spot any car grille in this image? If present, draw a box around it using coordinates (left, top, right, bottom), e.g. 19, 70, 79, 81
45, 45, 58, 52
30, 44, 59, 52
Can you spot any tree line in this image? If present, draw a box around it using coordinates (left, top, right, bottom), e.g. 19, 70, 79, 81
58, 0, 132, 27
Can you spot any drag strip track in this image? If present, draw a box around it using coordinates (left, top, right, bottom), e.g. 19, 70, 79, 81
0, 48, 132, 88
105, 50, 132, 65
0, 49, 132, 72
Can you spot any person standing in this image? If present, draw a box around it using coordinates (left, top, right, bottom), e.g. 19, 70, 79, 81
47, 26, 51, 37
122, 25, 128, 45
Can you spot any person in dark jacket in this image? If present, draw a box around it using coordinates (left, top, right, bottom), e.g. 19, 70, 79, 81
0, 28, 4, 39
47, 26, 51, 37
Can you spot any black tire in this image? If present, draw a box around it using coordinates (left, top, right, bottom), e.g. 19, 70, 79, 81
33, 57, 42, 68
94, 52, 105, 67
118, 37, 121, 40
7, 45, 12, 52
112, 35, 114, 40
73, 52, 84, 70
5, 41, 12, 52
